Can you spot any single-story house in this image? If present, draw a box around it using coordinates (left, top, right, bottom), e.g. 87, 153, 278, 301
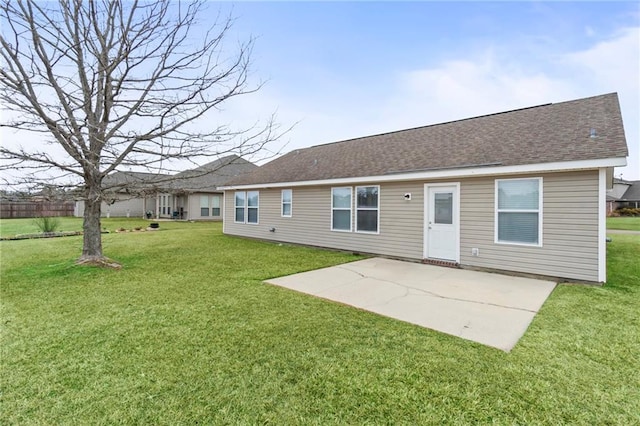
607, 178, 640, 212
75, 155, 257, 220
221, 93, 628, 283
157, 155, 258, 220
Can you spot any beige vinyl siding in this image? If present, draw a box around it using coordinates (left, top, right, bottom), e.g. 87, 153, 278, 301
224, 170, 601, 282
74, 197, 156, 217
186, 195, 198, 220
459, 170, 599, 282
224, 182, 425, 259
105, 197, 144, 217
75, 195, 152, 218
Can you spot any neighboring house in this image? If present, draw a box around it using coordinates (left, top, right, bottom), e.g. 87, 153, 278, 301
155, 155, 258, 220
607, 179, 640, 212
74, 171, 168, 219
221, 93, 628, 283
75, 155, 257, 221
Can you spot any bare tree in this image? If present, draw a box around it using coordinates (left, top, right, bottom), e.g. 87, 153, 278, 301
0, 0, 282, 267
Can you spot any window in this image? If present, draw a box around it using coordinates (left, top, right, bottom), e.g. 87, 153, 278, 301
356, 186, 379, 233
434, 192, 453, 224
234, 191, 245, 223
160, 194, 171, 215
331, 187, 352, 231
235, 191, 259, 224
282, 189, 292, 217
200, 195, 209, 217
496, 178, 542, 245
212, 195, 221, 217
247, 191, 259, 224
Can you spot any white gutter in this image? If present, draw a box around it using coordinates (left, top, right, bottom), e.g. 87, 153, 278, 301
220, 157, 627, 190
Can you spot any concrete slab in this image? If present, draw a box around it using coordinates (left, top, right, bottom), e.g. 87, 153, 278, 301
266, 258, 556, 351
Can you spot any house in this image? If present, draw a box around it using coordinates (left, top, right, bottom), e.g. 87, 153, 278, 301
221, 93, 628, 283
156, 155, 258, 220
607, 178, 640, 213
75, 155, 257, 220
618, 181, 640, 209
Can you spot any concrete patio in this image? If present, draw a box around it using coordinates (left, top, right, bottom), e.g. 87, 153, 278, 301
266, 257, 557, 352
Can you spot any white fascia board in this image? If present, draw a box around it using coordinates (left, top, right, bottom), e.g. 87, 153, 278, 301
219, 157, 627, 190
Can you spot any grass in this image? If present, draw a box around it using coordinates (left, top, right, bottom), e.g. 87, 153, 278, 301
1, 221, 639, 424
0, 216, 82, 237
0, 217, 174, 238
607, 216, 640, 231
2, 215, 636, 237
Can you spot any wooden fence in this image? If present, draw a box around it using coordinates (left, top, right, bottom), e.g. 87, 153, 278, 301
0, 201, 75, 219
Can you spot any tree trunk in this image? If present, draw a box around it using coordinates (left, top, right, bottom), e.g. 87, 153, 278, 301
81, 195, 104, 262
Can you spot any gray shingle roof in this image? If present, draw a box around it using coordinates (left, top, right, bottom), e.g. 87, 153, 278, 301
227, 93, 628, 186
102, 171, 168, 190
621, 181, 640, 201
168, 155, 258, 192
103, 155, 257, 193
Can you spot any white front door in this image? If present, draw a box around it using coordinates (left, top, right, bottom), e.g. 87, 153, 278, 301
425, 184, 459, 262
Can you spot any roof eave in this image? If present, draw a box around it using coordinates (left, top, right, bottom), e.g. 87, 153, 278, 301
220, 157, 627, 190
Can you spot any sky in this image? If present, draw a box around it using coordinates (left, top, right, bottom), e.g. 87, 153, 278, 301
211, 1, 640, 180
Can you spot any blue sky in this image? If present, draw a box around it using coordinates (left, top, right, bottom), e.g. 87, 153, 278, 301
213, 1, 639, 179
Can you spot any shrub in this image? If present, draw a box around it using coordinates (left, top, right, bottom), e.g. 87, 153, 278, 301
616, 207, 640, 217
33, 216, 61, 233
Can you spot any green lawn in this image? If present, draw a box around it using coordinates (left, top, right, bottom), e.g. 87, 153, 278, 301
607, 216, 640, 231
1, 221, 639, 424
0, 216, 177, 238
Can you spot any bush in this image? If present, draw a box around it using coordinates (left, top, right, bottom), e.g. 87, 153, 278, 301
616, 207, 640, 217
33, 216, 61, 233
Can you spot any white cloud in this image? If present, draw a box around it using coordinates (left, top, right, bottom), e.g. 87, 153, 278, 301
383, 55, 576, 128
565, 27, 639, 91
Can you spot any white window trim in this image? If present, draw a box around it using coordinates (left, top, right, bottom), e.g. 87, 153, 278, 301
212, 195, 221, 217
247, 191, 259, 225
235, 190, 260, 224
355, 185, 380, 234
200, 195, 210, 217
331, 187, 352, 232
234, 191, 246, 224
494, 177, 543, 247
281, 189, 292, 218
